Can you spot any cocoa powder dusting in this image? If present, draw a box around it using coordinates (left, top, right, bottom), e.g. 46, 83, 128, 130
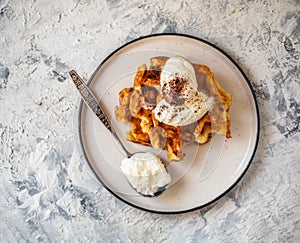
162, 76, 189, 106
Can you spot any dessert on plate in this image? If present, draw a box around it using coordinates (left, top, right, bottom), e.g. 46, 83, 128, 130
115, 56, 232, 161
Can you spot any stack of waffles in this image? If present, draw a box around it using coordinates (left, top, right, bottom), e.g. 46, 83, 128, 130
115, 56, 232, 161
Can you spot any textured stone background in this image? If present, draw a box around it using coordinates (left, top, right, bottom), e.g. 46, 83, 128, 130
0, 0, 299, 242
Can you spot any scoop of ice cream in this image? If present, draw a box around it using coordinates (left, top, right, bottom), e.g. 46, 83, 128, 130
120, 152, 171, 197
154, 56, 214, 126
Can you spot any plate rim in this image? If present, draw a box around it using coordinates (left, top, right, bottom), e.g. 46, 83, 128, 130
76, 33, 260, 214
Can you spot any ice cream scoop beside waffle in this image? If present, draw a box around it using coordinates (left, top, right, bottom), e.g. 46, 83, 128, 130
115, 56, 232, 161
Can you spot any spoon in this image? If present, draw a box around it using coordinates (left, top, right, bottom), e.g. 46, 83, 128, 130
69, 70, 171, 197
69, 70, 133, 158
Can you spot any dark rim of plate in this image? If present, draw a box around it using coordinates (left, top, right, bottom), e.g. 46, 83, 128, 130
76, 33, 260, 214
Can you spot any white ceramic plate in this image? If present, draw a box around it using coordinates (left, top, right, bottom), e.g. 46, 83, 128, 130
76, 34, 259, 214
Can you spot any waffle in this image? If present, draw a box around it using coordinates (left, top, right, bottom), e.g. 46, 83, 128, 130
115, 56, 232, 161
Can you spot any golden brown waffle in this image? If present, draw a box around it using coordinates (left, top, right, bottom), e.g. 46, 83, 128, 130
115, 56, 232, 161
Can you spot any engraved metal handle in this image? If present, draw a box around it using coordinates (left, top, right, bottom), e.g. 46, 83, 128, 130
69, 70, 113, 133
69, 70, 133, 157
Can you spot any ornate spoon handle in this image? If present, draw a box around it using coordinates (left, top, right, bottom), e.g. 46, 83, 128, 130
69, 70, 114, 133
69, 70, 133, 157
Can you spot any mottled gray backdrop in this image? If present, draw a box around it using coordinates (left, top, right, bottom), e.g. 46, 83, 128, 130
0, 0, 299, 242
